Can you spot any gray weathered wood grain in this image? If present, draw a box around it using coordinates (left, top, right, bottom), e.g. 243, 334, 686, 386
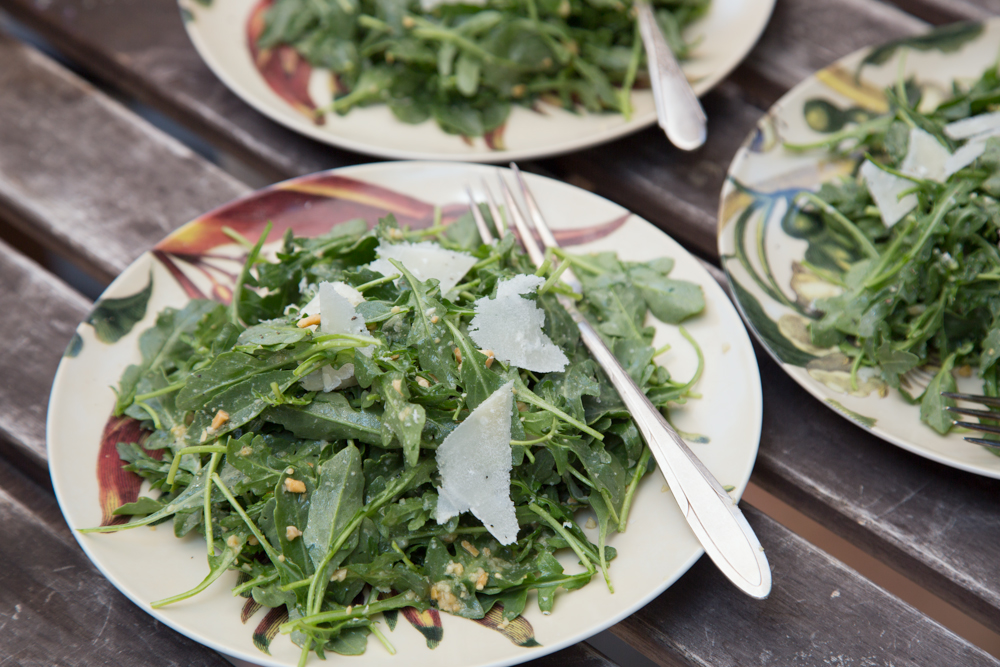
546, 81, 761, 258
0, 32, 248, 283
0, 453, 234, 667
0, 236, 88, 470
752, 353, 1000, 635
618, 506, 1000, 667
884, 0, 996, 23
0, 0, 355, 180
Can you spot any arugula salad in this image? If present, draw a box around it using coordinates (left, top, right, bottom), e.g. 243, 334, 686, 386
83, 210, 706, 664
787, 64, 1000, 435
257, 0, 710, 138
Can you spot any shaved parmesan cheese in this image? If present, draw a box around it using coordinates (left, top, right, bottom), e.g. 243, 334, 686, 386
945, 111, 1000, 140
299, 282, 374, 392
944, 138, 989, 179
320, 282, 372, 355
300, 364, 357, 392
468, 275, 569, 373
300, 294, 320, 319
435, 381, 519, 545
300, 281, 365, 318
333, 282, 365, 306
369, 241, 477, 295
900, 128, 950, 182
861, 160, 917, 228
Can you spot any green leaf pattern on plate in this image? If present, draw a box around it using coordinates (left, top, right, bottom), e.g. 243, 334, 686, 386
87, 273, 153, 344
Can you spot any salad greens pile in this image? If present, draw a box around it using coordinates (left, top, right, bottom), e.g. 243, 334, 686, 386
787, 64, 1000, 434
257, 0, 710, 138
83, 210, 705, 664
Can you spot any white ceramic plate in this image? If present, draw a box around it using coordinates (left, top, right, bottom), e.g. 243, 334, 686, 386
177, 0, 774, 161
719, 19, 1000, 478
49, 162, 762, 667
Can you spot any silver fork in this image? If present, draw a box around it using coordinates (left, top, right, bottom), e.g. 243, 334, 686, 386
468, 165, 771, 599
943, 392, 1000, 448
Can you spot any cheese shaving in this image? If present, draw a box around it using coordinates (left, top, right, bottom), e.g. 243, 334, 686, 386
944, 139, 989, 179
368, 241, 477, 295
468, 274, 569, 373
299, 281, 374, 392
945, 110, 1000, 140
435, 381, 519, 545
899, 127, 951, 183
861, 160, 917, 228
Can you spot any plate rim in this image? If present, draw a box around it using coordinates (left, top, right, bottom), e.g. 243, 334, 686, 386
176, 0, 776, 162
48, 160, 764, 666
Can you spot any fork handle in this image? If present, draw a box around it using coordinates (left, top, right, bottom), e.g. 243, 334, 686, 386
571, 306, 771, 598
635, 0, 707, 151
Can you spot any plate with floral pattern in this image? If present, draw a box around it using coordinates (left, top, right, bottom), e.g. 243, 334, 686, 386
176, 0, 774, 161
719, 19, 1000, 478
49, 162, 762, 666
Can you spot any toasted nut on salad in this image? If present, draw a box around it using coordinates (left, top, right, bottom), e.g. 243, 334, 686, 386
283, 477, 307, 494
211, 410, 230, 430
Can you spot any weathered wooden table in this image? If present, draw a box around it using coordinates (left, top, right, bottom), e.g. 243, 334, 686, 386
2, 0, 1000, 664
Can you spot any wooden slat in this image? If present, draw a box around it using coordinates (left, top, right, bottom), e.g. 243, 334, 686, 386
0, 236, 88, 471
617, 507, 1000, 667
735, 0, 925, 102
0, 31, 248, 283
531, 643, 617, 667
0, 0, 356, 180
547, 82, 761, 259
0, 348, 233, 667
752, 354, 1000, 635
884, 0, 996, 24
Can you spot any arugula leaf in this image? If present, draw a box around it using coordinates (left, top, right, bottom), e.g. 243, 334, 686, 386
257, 0, 706, 138
628, 266, 705, 324
274, 467, 316, 578
445, 319, 505, 410
303, 444, 364, 572
920, 355, 957, 434
266, 392, 384, 445
115, 300, 222, 414
377, 371, 427, 466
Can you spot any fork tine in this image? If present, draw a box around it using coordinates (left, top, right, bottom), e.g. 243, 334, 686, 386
954, 420, 1000, 435
498, 173, 545, 267
465, 186, 494, 245
944, 405, 1000, 420
480, 178, 506, 239
510, 163, 558, 249
964, 437, 1000, 449
942, 391, 1000, 406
